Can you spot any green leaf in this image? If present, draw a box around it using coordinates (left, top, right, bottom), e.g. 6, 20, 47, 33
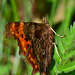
10, 0, 19, 21
52, 22, 75, 74
46, 0, 57, 27
0, 17, 6, 60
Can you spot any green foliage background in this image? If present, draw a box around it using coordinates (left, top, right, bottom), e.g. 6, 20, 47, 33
0, 0, 75, 75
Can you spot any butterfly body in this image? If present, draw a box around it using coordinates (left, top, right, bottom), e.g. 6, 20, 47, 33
6, 21, 53, 75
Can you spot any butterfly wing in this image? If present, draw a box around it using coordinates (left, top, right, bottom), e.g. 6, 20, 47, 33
5, 22, 40, 72
5, 22, 32, 55
23, 22, 53, 74
5, 22, 53, 75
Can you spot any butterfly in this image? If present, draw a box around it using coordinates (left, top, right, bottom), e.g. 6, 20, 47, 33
5, 17, 54, 75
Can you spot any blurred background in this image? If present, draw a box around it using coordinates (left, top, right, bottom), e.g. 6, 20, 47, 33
0, 0, 75, 75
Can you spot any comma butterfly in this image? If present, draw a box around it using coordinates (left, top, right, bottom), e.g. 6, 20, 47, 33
5, 17, 53, 75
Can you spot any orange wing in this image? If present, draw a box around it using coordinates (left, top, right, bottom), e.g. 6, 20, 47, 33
5, 22, 40, 72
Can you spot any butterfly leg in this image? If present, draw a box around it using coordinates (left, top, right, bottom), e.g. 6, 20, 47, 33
51, 28, 65, 37
53, 43, 62, 61
42, 17, 65, 37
